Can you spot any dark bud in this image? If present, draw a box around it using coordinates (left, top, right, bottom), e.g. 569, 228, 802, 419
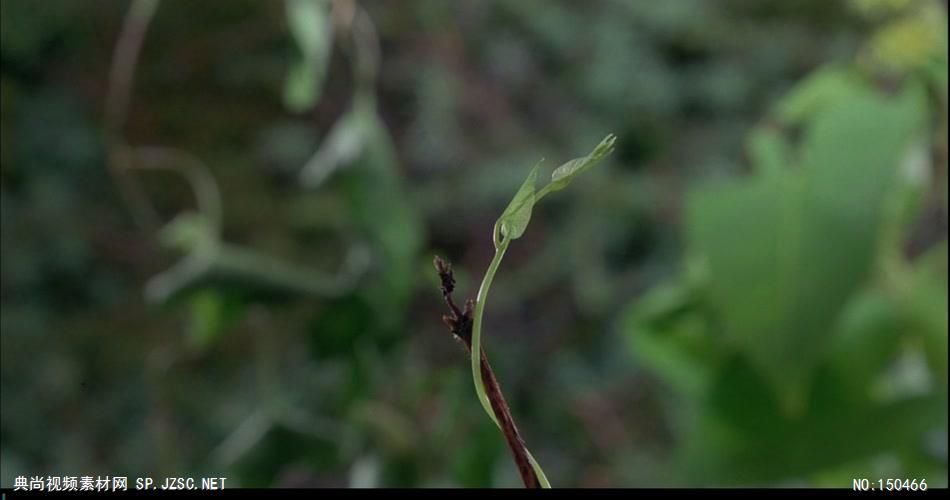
433, 255, 455, 295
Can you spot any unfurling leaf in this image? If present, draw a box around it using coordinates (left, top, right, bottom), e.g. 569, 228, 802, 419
491, 133, 617, 248
466, 133, 615, 488
493, 162, 540, 247
546, 133, 617, 193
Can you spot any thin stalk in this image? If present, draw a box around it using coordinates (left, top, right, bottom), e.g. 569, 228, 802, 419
105, 0, 162, 232
470, 239, 551, 488
471, 240, 508, 425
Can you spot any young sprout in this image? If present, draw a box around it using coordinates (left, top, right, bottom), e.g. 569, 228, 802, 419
435, 134, 617, 488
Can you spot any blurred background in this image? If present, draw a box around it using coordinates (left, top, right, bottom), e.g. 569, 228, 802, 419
1, 0, 947, 488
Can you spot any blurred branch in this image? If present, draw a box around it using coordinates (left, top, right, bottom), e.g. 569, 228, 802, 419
105, 0, 162, 232
350, 2, 381, 92
145, 225, 371, 304
118, 145, 223, 236
210, 409, 272, 468
330, 0, 380, 92
104, 3, 370, 305
105, 0, 159, 135
433, 256, 542, 489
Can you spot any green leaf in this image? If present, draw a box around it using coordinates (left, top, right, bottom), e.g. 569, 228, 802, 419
546, 133, 617, 194
905, 242, 949, 386
286, 0, 330, 55
682, 356, 947, 485
283, 61, 320, 114
745, 126, 789, 176
490, 134, 617, 248
774, 66, 858, 125
623, 289, 717, 398
187, 289, 245, 350
493, 161, 540, 246
283, 0, 333, 112
686, 82, 926, 405
828, 289, 904, 396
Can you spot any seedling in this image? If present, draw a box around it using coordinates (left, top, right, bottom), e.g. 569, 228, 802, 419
435, 134, 617, 488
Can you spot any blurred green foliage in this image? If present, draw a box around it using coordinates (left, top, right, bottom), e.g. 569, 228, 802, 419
1, 0, 947, 488
624, 0, 948, 485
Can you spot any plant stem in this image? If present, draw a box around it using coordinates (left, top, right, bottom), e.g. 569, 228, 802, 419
469, 242, 552, 488
471, 240, 508, 426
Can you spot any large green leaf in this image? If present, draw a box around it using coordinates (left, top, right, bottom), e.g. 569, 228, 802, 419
745, 125, 788, 176
828, 288, 905, 397
774, 66, 859, 125
904, 242, 949, 386
686, 81, 927, 406
622, 278, 719, 399
681, 356, 947, 485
